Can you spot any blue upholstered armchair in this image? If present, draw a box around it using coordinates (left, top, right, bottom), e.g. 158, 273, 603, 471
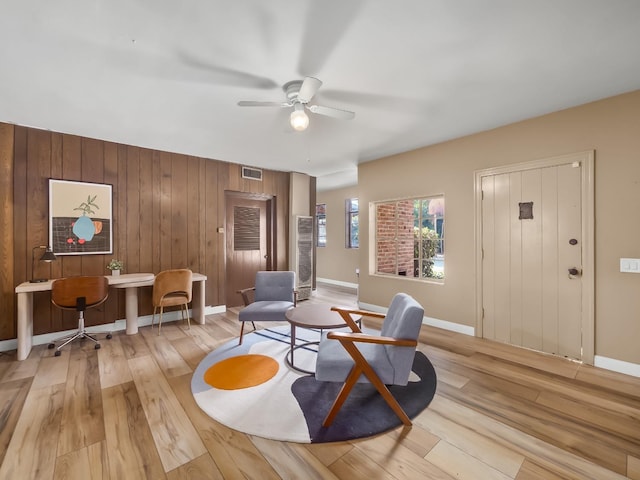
315, 293, 425, 426
237, 271, 297, 345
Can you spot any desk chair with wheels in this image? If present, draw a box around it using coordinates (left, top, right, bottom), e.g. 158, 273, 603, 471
48, 275, 111, 356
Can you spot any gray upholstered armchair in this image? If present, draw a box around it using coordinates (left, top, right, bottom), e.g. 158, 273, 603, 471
237, 271, 297, 345
315, 293, 425, 426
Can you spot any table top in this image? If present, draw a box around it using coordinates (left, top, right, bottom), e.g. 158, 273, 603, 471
16, 272, 207, 293
15, 273, 156, 293
285, 303, 361, 330
111, 272, 207, 288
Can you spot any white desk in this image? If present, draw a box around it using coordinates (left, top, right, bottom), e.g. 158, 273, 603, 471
15, 272, 207, 360
111, 272, 207, 334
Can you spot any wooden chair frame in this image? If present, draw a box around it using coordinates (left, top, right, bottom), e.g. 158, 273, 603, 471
321, 307, 418, 427
237, 286, 259, 342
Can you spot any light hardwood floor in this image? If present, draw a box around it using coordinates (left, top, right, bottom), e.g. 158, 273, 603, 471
0, 284, 638, 479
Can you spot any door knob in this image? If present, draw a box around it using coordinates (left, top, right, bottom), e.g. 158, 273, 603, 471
568, 267, 580, 276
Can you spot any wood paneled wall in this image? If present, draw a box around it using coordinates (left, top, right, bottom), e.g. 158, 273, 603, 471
0, 124, 14, 340
0, 123, 290, 339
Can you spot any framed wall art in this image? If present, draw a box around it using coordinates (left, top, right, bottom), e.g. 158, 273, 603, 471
49, 179, 113, 255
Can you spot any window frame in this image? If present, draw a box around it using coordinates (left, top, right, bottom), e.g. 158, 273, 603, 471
315, 203, 326, 247
345, 198, 359, 249
372, 195, 444, 282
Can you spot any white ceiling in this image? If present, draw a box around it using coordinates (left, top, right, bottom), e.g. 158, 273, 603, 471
2, 1, 640, 191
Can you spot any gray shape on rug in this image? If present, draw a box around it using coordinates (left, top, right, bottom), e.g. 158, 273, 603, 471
291, 351, 437, 443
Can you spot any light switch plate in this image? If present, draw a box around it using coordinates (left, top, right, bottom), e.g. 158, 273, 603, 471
620, 258, 640, 273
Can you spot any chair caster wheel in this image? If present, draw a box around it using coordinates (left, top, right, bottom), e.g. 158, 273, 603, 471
54, 350, 61, 357
106, 334, 112, 340
48, 343, 55, 349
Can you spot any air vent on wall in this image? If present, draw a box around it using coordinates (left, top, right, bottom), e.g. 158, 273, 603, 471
242, 166, 263, 181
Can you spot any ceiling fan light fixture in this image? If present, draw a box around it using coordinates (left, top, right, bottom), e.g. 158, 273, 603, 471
238, 76, 354, 129
290, 103, 309, 131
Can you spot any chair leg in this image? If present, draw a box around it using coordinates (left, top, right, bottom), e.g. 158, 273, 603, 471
48, 311, 104, 356
322, 365, 362, 426
239, 322, 245, 345
238, 321, 258, 345
337, 339, 413, 426
183, 303, 190, 329
158, 306, 164, 335
367, 376, 412, 426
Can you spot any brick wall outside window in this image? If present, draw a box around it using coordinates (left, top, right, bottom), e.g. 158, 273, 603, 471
374, 196, 445, 280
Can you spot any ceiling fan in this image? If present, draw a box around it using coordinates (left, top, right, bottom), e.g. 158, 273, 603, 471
237, 76, 355, 131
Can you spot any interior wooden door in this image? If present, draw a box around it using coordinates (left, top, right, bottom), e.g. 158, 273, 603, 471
225, 193, 273, 307
480, 159, 585, 360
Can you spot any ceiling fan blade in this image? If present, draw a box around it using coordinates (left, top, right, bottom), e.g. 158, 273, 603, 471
308, 104, 355, 120
321, 89, 429, 114
297, 0, 365, 76
238, 101, 289, 107
298, 77, 323, 103
178, 51, 279, 90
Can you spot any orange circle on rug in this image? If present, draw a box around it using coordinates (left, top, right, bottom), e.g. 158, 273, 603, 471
204, 354, 279, 390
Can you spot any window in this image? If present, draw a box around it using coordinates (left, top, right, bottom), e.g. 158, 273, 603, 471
316, 204, 326, 247
346, 198, 359, 248
374, 196, 444, 280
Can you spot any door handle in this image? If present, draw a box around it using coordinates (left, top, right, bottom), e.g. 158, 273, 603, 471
568, 267, 581, 277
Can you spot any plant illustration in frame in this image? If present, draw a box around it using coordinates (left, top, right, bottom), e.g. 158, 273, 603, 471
49, 179, 113, 255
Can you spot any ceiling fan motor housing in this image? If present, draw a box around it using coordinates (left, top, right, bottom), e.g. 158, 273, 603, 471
283, 80, 304, 103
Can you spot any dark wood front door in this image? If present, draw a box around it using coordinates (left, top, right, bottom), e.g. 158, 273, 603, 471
225, 192, 274, 306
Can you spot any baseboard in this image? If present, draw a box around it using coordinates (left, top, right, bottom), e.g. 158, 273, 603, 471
316, 277, 359, 290
0, 305, 226, 354
357, 301, 475, 336
356, 301, 387, 315
594, 355, 640, 378
358, 301, 640, 378
7, 303, 638, 379
422, 316, 476, 336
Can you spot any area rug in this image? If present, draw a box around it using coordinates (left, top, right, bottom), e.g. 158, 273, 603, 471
191, 325, 437, 443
